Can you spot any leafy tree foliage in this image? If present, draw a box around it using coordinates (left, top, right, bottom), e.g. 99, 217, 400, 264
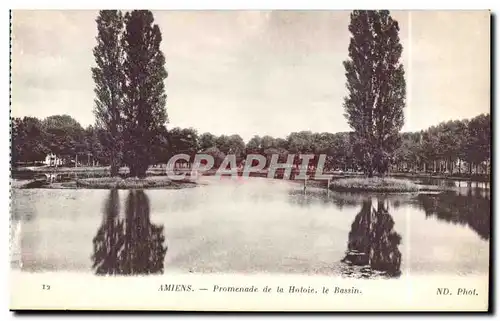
199, 132, 217, 151
11, 113, 490, 177
11, 117, 48, 164
394, 114, 490, 175
92, 10, 125, 176
343, 10, 406, 176
121, 10, 168, 177
43, 115, 85, 162
168, 127, 199, 157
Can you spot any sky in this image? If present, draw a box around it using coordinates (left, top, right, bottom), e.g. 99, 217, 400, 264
11, 10, 490, 142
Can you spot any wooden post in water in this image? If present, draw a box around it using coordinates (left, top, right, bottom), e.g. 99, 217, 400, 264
368, 198, 373, 267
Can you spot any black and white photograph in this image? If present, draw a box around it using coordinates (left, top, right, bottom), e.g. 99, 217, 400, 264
9, 9, 491, 311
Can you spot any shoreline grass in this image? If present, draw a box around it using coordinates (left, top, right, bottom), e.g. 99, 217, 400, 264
13, 175, 456, 192
73, 177, 197, 190
328, 177, 438, 193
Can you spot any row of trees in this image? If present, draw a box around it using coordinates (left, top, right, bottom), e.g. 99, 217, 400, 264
11, 115, 104, 166
11, 112, 491, 175
340, 10, 490, 177
10, 10, 490, 177
394, 114, 491, 174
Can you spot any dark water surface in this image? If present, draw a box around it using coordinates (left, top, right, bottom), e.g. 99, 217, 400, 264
10, 177, 490, 278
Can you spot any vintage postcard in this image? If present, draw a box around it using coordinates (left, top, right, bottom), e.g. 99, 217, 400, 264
9, 10, 491, 311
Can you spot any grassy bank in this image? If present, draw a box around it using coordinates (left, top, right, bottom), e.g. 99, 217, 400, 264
75, 176, 197, 189
328, 177, 441, 193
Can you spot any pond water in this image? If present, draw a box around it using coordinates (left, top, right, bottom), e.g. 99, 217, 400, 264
10, 177, 490, 278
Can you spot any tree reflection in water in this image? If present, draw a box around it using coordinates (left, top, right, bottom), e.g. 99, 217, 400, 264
92, 189, 167, 275
287, 188, 362, 209
416, 188, 490, 240
342, 198, 402, 278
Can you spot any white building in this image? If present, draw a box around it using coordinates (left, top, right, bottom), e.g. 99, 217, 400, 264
44, 153, 63, 167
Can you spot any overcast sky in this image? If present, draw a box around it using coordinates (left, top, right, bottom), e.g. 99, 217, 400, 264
11, 10, 490, 141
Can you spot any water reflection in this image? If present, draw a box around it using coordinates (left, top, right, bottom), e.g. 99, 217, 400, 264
12, 177, 491, 275
91, 189, 124, 274
416, 178, 490, 190
287, 188, 363, 209
92, 189, 168, 275
415, 188, 490, 240
341, 198, 402, 278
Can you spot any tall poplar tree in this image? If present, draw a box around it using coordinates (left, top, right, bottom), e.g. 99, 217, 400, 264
122, 10, 168, 177
343, 10, 406, 176
92, 10, 125, 176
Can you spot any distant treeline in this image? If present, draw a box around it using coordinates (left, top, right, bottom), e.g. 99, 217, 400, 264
11, 113, 490, 175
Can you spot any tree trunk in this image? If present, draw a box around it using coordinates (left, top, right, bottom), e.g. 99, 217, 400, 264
110, 163, 119, 177
135, 161, 148, 178
110, 149, 119, 177
367, 166, 374, 178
